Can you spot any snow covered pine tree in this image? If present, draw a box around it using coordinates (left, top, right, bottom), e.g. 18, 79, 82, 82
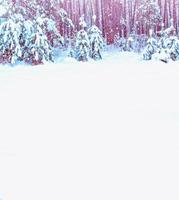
163, 19, 179, 61
143, 29, 158, 60
21, 1, 64, 64
88, 15, 104, 60
0, 13, 24, 64
24, 20, 53, 65
0, 0, 73, 65
114, 17, 127, 51
156, 19, 179, 62
75, 15, 90, 62
169, 31, 179, 61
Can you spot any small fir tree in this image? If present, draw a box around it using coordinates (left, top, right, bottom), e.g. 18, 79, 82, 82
143, 29, 158, 60
75, 15, 90, 61
88, 15, 104, 60
157, 19, 179, 62
169, 30, 179, 61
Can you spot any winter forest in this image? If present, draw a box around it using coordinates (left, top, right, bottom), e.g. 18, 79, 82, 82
1, 1, 179, 200
1, 0, 179, 64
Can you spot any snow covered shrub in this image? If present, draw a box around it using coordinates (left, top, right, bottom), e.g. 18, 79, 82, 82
169, 35, 179, 61
0, 14, 24, 64
88, 15, 104, 60
65, 37, 76, 58
153, 48, 170, 63
126, 36, 136, 52
158, 21, 175, 48
126, 33, 140, 52
75, 16, 90, 62
156, 19, 179, 62
143, 30, 158, 60
114, 33, 127, 51
136, 34, 148, 52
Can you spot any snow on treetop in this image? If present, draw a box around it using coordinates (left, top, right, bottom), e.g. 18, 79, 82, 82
79, 15, 87, 28
149, 29, 153, 37
92, 15, 96, 23
0, 5, 7, 17
128, 37, 134, 42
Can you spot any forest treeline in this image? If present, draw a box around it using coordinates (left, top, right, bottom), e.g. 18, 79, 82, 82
0, 0, 179, 65
62, 0, 179, 43
7, 0, 179, 43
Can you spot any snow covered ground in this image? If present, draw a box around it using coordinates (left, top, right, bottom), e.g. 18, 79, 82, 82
0, 51, 179, 200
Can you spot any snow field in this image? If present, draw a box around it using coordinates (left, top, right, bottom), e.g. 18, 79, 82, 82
0, 52, 179, 200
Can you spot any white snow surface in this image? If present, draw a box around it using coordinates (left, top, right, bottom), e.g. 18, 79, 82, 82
0, 51, 179, 200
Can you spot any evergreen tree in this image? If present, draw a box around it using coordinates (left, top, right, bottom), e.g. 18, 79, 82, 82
143, 29, 158, 60
0, 0, 74, 65
19, 19, 34, 60
169, 31, 179, 61
75, 16, 90, 62
162, 19, 179, 61
24, 21, 53, 65
0, 14, 24, 64
157, 19, 179, 62
88, 15, 104, 60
